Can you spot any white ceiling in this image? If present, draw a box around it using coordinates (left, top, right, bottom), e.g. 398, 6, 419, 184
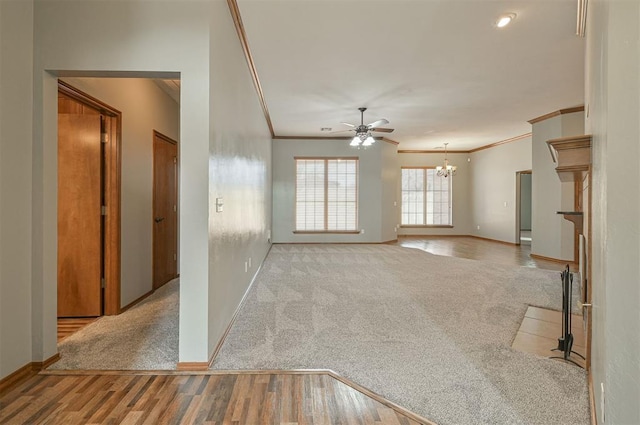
236, 0, 585, 150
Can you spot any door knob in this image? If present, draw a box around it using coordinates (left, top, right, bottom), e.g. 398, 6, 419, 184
155, 217, 165, 223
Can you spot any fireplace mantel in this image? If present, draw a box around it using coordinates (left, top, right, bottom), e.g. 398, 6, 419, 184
546, 135, 592, 182
557, 211, 584, 235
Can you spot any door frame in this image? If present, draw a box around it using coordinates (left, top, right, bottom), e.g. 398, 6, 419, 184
515, 170, 532, 245
152, 130, 179, 289
58, 81, 122, 315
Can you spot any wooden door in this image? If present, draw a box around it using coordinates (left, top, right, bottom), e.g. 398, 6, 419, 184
153, 131, 178, 289
58, 113, 103, 317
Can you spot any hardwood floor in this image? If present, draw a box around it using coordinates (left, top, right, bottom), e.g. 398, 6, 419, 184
0, 372, 426, 425
512, 306, 586, 368
57, 318, 98, 342
392, 236, 576, 271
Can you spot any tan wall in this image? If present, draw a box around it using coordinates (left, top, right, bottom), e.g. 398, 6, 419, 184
206, 0, 272, 355
586, 0, 640, 422
381, 142, 399, 242
471, 136, 532, 244
272, 138, 385, 243
0, 0, 34, 380
531, 113, 583, 261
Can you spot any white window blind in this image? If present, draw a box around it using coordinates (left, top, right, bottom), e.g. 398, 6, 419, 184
296, 158, 358, 231
401, 167, 452, 226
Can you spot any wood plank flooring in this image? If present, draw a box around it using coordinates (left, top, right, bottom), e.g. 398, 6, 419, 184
512, 306, 586, 368
0, 372, 426, 425
57, 318, 98, 342
392, 236, 576, 272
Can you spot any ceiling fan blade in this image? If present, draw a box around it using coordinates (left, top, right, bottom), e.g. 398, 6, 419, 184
330, 129, 354, 134
367, 119, 389, 128
340, 122, 356, 128
371, 127, 394, 133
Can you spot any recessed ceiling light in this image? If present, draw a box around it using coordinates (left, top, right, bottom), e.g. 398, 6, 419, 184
495, 13, 516, 28
321, 127, 332, 132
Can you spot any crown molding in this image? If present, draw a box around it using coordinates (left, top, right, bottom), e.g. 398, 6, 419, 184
398, 132, 532, 154
273, 136, 353, 141
468, 132, 532, 153
528, 106, 585, 125
398, 149, 470, 154
227, 0, 275, 138
273, 136, 399, 146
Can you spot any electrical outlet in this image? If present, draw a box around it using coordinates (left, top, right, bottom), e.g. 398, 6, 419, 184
503, 201, 508, 207
360, 229, 365, 234
393, 201, 397, 207
477, 225, 480, 230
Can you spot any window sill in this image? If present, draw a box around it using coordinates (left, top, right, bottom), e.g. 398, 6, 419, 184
400, 225, 454, 229
293, 230, 361, 234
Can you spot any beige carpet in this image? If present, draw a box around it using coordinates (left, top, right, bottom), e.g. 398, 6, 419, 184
47, 245, 589, 425
48, 278, 179, 370
212, 244, 589, 425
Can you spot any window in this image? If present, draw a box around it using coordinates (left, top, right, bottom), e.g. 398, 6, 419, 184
401, 167, 452, 226
295, 158, 358, 232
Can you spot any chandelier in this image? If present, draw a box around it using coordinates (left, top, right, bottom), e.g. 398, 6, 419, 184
350, 131, 375, 147
436, 143, 457, 178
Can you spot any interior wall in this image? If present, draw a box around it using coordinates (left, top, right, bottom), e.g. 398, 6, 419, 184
561, 109, 585, 135
380, 142, 399, 242
396, 152, 471, 236
531, 113, 582, 261
520, 173, 532, 230
531, 116, 561, 257
0, 0, 34, 380
206, 0, 272, 356
470, 137, 532, 243
586, 0, 640, 422
33, 0, 212, 363
60, 77, 180, 308
272, 139, 386, 243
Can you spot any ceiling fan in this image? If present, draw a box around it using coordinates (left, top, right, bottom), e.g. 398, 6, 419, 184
339, 107, 394, 146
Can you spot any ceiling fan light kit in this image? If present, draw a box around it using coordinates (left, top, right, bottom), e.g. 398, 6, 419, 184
350, 133, 375, 147
342, 107, 394, 147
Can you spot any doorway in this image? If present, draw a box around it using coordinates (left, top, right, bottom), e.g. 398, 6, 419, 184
516, 170, 532, 246
57, 81, 121, 317
152, 131, 179, 289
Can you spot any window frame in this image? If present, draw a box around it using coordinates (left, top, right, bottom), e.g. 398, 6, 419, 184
294, 156, 360, 234
400, 166, 454, 228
